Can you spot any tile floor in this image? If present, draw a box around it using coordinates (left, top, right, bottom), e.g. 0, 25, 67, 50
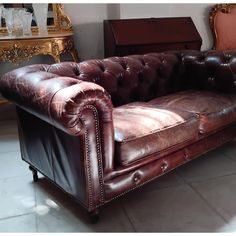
2, 108, 236, 232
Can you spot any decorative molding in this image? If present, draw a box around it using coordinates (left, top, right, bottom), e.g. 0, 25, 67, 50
0, 4, 72, 35
0, 43, 44, 65
0, 33, 79, 65
209, 4, 236, 49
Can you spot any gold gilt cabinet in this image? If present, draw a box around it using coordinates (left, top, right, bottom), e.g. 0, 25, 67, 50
0, 32, 79, 65
0, 4, 79, 65
0, 4, 79, 104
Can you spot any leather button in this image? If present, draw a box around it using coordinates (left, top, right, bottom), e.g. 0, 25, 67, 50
208, 77, 215, 82
161, 162, 168, 172
99, 65, 105, 72
74, 68, 80, 76
121, 63, 127, 70
133, 174, 140, 184
233, 80, 236, 86
140, 59, 145, 66
184, 149, 189, 161
134, 177, 139, 182
224, 55, 231, 63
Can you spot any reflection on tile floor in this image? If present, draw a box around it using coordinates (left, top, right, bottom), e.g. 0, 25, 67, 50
2, 119, 236, 232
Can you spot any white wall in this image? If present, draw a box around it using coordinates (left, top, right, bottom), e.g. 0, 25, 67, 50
64, 4, 107, 60
0, 3, 215, 79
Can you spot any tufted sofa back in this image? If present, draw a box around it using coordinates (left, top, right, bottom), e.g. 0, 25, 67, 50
3, 50, 236, 110
45, 50, 236, 108
177, 50, 236, 93
46, 53, 181, 107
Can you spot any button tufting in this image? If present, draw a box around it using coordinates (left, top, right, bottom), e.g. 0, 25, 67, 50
184, 149, 189, 161
99, 65, 105, 72
208, 77, 215, 82
161, 162, 168, 172
224, 55, 231, 63
121, 63, 127, 70
140, 59, 146, 66
74, 68, 80, 76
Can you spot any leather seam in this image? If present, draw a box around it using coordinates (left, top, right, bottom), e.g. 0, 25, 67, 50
81, 105, 105, 210
99, 129, 233, 207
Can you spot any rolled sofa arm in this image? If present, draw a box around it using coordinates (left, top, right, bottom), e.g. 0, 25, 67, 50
0, 64, 115, 209
0, 64, 113, 136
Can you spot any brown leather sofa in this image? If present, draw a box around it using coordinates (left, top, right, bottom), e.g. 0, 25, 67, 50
1, 50, 236, 222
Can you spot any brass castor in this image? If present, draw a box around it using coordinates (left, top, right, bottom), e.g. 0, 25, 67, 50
29, 165, 39, 182
88, 208, 100, 224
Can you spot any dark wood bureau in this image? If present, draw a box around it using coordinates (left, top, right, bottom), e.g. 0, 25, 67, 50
104, 17, 202, 57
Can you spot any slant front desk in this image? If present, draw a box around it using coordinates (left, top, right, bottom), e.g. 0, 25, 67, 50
104, 17, 202, 57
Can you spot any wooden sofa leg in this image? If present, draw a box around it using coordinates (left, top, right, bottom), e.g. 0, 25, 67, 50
88, 208, 100, 224
29, 165, 39, 182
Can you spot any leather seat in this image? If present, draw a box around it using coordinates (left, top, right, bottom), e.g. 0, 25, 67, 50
113, 102, 199, 166
149, 90, 236, 133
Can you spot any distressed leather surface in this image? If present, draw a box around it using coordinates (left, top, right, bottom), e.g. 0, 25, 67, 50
1, 50, 236, 210
113, 102, 199, 166
149, 90, 236, 133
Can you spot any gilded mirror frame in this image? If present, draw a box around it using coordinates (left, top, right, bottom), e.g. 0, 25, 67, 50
0, 3, 72, 35
209, 3, 236, 49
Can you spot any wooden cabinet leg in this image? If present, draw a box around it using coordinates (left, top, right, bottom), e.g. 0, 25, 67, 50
51, 54, 61, 63
29, 165, 39, 182
70, 48, 80, 62
88, 208, 100, 224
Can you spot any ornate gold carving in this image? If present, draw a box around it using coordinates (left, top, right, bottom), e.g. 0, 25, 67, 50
0, 33, 79, 65
0, 43, 44, 65
209, 4, 236, 49
0, 4, 72, 35
62, 39, 74, 53
55, 4, 72, 31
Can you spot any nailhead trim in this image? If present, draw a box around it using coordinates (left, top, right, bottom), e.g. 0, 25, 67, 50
98, 136, 232, 207
82, 105, 105, 210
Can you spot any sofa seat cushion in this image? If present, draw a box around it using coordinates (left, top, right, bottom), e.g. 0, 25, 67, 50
113, 102, 199, 166
149, 90, 236, 133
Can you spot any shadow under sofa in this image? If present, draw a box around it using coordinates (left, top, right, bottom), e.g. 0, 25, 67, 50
1, 50, 236, 222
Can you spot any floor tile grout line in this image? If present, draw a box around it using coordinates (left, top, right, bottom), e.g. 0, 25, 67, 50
121, 202, 137, 232
174, 154, 236, 184
177, 163, 236, 224
0, 212, 35, 221
176, 169, 230, 224
188, 183, 229, 224
33, 179, 39, 232
142, 182, 186, 192
0, 173, 33, 182
176, 171, 236, 185
0, 150, 21, 155
0, 150, 21, 154
220, 151, 236, 163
